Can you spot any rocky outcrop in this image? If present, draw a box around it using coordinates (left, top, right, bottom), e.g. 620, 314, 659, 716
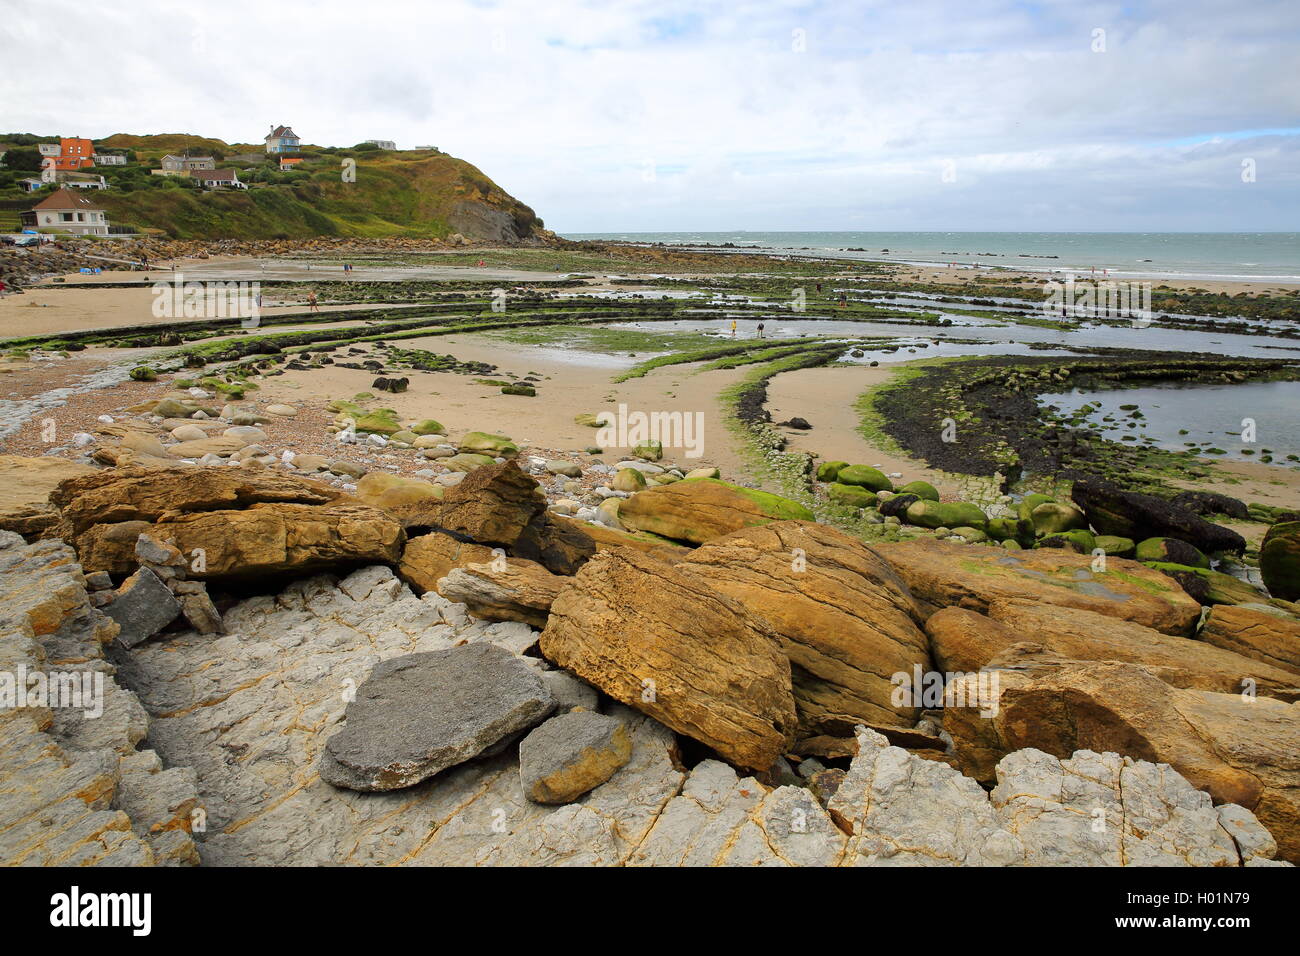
675, 521, 930, 734
320, 644, 556, 792
78, 560, 1287, 867
925, 600, 1300, 700
942, 660, 1300, 863
1071, 477, 1247, 554
617, 478, 815, 546
825, 728, 1279, 866
874, 537, 1202, 635
1199, 604, 1300, 675
0, 531, 200, 866
538, 548, 798, 770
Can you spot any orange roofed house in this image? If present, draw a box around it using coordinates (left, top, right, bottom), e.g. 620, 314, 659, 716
20, 188, 109, 235
53, 137, 95, 171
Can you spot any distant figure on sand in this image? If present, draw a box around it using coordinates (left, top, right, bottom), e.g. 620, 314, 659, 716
307, 291, 319, 312
730, 319, 737, 337
756, 322, 765, 339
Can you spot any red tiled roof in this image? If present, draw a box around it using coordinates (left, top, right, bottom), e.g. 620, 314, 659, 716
32, 188, 103, 211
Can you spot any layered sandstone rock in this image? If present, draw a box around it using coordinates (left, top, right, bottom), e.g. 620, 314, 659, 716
437, 558, 565, 628
617, 477, 815, 546
675, 521, 930, 734
925, 600, 1300, 700
538, 548, 798, 770
435, 460, 545, 547
1199, 604, 1300, 674
398, 531, 498, 595
0, 531, 199, 866
874, 537, 1201, 635
49, 467, 401, 578
354, 472, 444, 528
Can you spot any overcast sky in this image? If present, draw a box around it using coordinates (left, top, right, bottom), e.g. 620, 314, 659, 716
4, 0, 1298, 233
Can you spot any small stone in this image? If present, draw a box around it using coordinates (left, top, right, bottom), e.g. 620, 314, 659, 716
179, 591, 225, 635
519, 711, 632, 804
135, 533, 186, 567
84, 570, 114, 591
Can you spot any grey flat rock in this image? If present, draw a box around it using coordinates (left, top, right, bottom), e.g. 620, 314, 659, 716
320, 643, 556, 792
105, 566, 182, 648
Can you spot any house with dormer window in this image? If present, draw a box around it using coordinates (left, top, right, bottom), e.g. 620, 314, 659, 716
265, 125, 301, 154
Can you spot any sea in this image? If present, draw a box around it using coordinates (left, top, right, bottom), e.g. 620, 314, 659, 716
563, 231, 1300, 285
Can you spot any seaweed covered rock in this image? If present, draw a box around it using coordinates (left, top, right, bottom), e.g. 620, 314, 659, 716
1135, 536, 1208, 569
1261, 520, 1300, 602
835, 465, 893, 493
904, 499, 987, 531
1071, 478, 1246, 554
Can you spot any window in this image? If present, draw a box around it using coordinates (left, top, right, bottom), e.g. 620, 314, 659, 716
60, 212, 72, 222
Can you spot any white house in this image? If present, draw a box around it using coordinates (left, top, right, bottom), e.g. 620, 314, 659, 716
93, 153, 127, 165
19, 188, 110, 236
264, 125, 301, 154
365, 139, 396, 150
191, 168, 246, 189
37, 143, 61, 157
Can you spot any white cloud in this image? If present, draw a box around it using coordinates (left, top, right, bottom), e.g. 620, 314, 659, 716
3, 0, 1297, 230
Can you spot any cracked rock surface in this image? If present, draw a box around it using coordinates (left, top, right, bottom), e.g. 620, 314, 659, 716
99, 563, 1285, 866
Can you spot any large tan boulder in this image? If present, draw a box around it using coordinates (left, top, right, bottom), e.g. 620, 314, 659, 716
676, 521, 930, 734
926, 600, 1300, 701
397, 532, 497, 595
436, 460, 545, 548
354, 472, 444, 528
52, 466, 340, 535
1200, 605, 1300, 675
144, 503, 403, 579
617, 478, 814, 546
875, 537, 1201, 635
538, 548, 797, 770
438, 558, 565, 628
942, 660, 1300, 863
0, 456, 96, 537
49, 467, 397, 578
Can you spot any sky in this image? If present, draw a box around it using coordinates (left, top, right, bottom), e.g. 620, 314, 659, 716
3, 0, 1298, 233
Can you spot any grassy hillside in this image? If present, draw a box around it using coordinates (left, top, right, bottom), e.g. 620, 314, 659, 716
0, 133, 547, 242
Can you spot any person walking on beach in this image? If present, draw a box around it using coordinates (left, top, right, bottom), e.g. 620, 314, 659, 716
730, 319, 737, 337
307, 291, 319, 313
756, 321, 765, 339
